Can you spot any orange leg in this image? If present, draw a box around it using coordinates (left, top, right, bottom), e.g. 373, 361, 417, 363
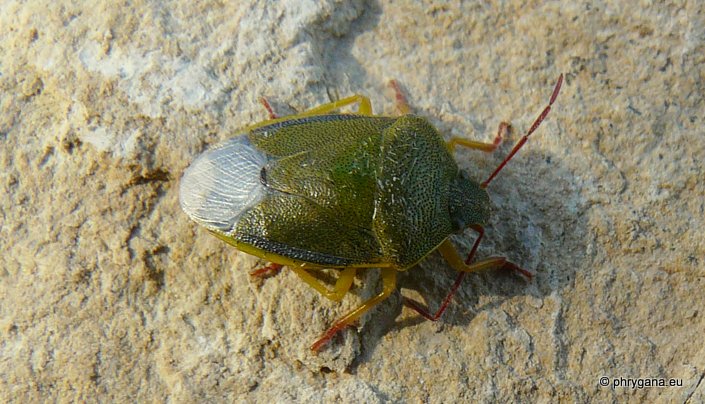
249, 262, 283, 277
311, 268, 397, 352
259, 97, 278, 119
388, 80, 412, 114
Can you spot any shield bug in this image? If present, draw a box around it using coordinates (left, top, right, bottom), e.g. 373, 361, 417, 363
180, 74, 563, 351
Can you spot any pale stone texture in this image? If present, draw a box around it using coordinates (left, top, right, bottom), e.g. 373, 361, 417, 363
1, 0, 703, 402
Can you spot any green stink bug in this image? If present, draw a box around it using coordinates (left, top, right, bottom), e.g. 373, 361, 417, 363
180, 75, 563, 351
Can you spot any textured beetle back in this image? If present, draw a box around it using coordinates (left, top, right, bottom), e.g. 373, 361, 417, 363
181, 114, 462, 270
179, 136, 267, 234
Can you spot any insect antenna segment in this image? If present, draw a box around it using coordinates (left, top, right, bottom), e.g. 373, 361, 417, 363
481, 74, 564, 188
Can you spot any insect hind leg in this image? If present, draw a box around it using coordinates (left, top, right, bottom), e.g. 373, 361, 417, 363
388, 80, 412, 114
250, 262, 284, 277
259, 97, 279, 119
295, 94, 373, 117
257, 93, 374, 124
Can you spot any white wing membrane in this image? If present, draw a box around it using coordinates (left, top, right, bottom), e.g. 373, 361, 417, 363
179, 135, 267, 234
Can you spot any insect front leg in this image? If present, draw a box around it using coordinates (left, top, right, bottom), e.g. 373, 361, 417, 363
403, 230, 531, 322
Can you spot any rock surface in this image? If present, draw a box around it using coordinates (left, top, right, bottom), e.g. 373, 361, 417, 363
1, 0, 703, 402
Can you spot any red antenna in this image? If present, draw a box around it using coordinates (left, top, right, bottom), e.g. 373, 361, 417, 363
481, 74, 564, 188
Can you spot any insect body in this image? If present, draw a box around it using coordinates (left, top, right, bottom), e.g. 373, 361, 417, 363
180, 75, 563, 351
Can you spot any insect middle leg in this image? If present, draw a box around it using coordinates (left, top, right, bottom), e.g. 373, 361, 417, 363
387, 80, 508, 152
288, 266, 357, 302
311, 268, 397, 351
446, 122, 510, 153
